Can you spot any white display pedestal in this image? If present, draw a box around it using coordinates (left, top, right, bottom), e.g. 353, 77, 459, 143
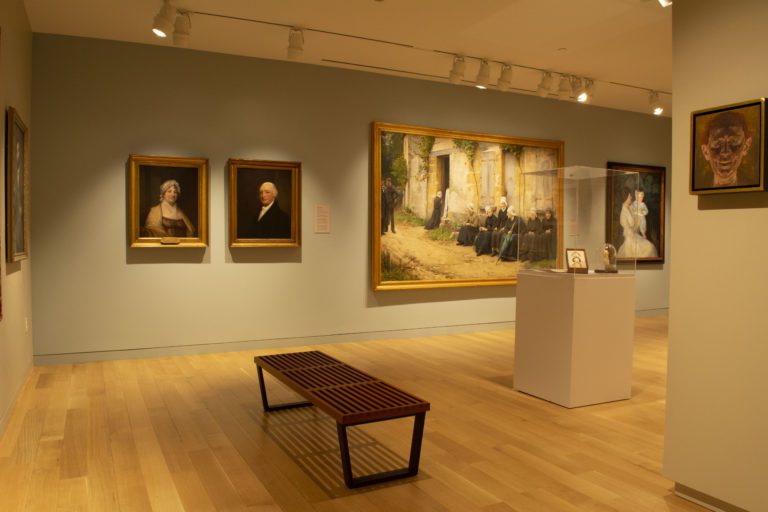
514, 270, 635, 408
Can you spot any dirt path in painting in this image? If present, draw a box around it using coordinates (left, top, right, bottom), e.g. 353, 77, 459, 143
380, 220, 521, 281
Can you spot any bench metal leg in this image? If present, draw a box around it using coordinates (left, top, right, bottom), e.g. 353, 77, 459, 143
257, 366, 313, 412
336, 412, 426, 488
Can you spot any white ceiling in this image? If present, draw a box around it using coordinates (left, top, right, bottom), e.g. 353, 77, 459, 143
23, 0, 672, 115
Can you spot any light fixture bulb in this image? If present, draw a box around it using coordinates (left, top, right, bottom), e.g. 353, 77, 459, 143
658, 0, 673, 7
152, 0, 175, 38
475, 59, 490, 89
557, 74, 571, 100
448, 55, 466, 84
570, 76, 586, 102
287, 28, 304, 59
536, 72, 553, 98
173, 13, 191, 47
497, 64, 513, 91
649, 91, 664, 115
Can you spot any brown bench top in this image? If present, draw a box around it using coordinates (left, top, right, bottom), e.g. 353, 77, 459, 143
254, 350, 430, 425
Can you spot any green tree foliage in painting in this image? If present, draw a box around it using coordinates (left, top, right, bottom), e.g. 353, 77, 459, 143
417, 136, 435, 179
381, 132, 406, 186
455, 139, 481, 205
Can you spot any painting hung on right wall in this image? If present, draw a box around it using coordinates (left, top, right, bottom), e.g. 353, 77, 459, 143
606, 162, 665, 264
690, 98, 765, 195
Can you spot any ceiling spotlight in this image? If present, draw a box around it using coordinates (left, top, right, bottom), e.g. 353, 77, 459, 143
173, 12, 191, 47
475, 60, 490, 89
649, 91, 664, 115
536, 72, 553, 98
448, 55, 466, 84
658, 0, 673, 7
570, 76, 586, 102
497, 64, 513, 91
557, 74, 571, 100
287, 28, 304, 59
583, 79, 594, 102
152, 0, 176, 38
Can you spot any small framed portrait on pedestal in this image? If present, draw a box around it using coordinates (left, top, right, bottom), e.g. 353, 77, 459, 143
566, 248, 588, 274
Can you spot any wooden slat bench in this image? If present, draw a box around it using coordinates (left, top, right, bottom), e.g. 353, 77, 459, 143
254, 350, 430, 488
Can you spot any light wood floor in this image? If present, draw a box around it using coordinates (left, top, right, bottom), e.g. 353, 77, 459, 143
0, 315, 705, 511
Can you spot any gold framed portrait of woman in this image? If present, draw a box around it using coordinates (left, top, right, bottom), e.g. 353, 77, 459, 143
127, 155, 209, 248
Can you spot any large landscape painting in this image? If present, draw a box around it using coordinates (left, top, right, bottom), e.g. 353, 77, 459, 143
371, 122, 563, 290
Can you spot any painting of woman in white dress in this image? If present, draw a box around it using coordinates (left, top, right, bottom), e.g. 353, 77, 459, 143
616, 189, 657, 258
606, 162, 666, 264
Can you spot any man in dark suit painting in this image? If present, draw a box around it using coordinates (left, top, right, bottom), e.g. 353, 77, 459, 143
251, 181, 291, 238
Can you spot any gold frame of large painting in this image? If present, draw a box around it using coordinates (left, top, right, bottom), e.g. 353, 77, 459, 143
371, 122, 564, 291
128, 155, 209, 248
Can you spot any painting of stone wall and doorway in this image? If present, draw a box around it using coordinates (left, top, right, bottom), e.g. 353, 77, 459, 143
371, 122, 564, 291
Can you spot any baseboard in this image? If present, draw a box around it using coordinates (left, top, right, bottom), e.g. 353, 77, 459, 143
33, 320, 517, 365
675, 483, 749, 512
636, 307, 669, 317
33, 308, 670, 365
0, 367, 32, 440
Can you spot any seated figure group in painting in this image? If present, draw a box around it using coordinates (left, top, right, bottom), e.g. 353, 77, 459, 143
423, 193, 558, 264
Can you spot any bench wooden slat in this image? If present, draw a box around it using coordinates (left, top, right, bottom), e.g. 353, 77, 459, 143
260, 351, 341, 371
283, 365, 375, 389
254, 351, 430, 425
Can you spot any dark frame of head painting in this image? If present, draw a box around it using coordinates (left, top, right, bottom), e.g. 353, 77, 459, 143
606, 162, 665, 264
690, 98, 765, 195
371, 121, 564, 291
127, 154, 209, 248
228, 159, 301, 248
6, 106, 28, 263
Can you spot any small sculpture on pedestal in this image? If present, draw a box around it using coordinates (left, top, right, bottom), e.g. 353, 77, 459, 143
600, 243, 618, 273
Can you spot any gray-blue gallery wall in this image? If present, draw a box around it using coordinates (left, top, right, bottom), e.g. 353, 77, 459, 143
30, 34, 671, 362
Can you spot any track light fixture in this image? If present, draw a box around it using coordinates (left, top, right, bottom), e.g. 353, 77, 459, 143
570, 76, 585, 102
448, 55, 466, 84
649, 91, 663, 115
146, 7, 671, 113
287, 28, 304, 59
536, 72, 553, 98
557, 74, 572, 100
475, 60, 491, 89
497, 64, 513, 91
173, 12, 191, 47
582, 79, 594, 102
152, 0, 176, 38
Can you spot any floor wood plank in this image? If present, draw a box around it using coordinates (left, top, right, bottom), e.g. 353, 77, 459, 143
0, 316, 707, 511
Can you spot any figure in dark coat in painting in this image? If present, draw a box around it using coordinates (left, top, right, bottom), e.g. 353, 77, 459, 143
498, 210, 522, 261
424, 191, 443, 230
381, 177, 401, 234
491, 197, 510, 256
474, 206, 497, 255
541, 208, 557, 260
519, 209, 543, 262
251, 181, 291, 239
456, 204, 480, 246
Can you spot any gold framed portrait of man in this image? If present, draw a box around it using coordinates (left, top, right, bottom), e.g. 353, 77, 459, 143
228, 159, 301, 248
690, 98, 765, 195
